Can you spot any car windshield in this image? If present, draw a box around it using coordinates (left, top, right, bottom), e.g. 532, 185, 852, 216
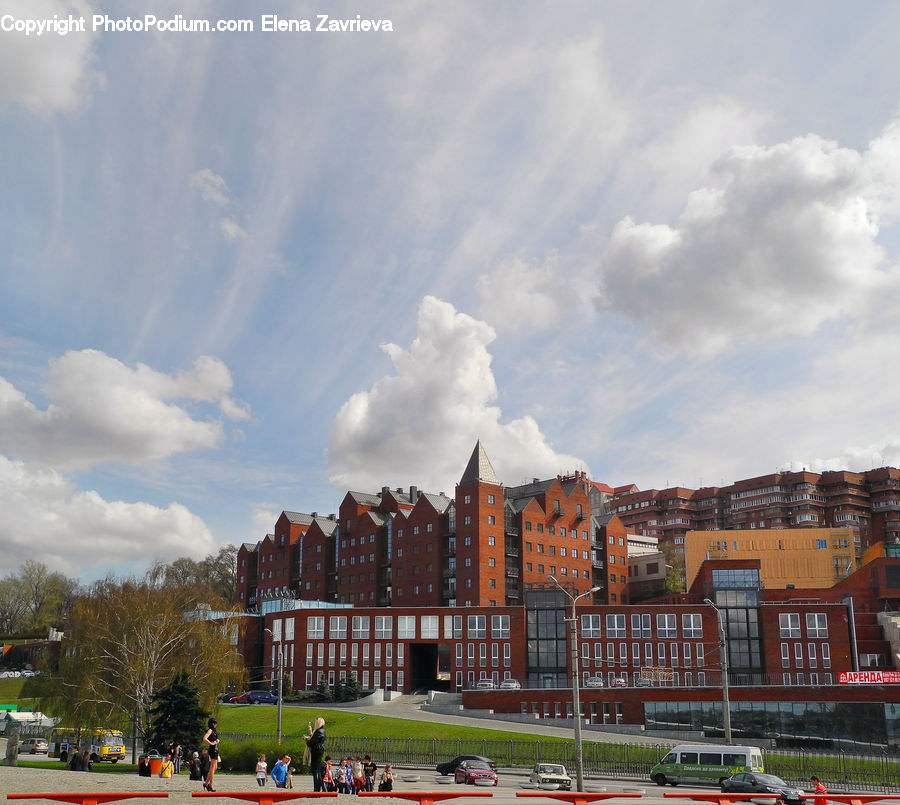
755, 775, 787, 786
468, 762, 490, 770
541, 765, 565, 774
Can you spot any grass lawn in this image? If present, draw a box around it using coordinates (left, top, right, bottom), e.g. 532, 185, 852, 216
215, 703, 561, 742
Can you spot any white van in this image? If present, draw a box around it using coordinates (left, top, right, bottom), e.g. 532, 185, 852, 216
650, 744, 764, 786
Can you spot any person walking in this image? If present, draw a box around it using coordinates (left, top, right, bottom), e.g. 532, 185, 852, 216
811, 776, 828, 805
256, 754, 268, 786
271, 754, 289, 788
307, 717, 327, 791
81, 750, 93, 772
202, 717, 220, 791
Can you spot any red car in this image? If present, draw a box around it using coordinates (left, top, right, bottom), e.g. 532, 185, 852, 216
455, 759, 498, 786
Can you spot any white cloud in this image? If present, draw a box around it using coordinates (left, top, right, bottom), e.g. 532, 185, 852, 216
220, 217, 248, 243
0, 455, 214, 578
327, 295, 587, 492
0, 0, 98, 115
475, 255, 588, 334
0, 350, 249, 470
598, 120, 900, 356
190, 168, 232, 205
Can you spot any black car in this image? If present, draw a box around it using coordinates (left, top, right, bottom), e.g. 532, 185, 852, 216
436, 755, 498, 776
721, 772, 805, 804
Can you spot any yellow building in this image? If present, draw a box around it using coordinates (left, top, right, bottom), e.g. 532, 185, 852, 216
683, 527, 856, 590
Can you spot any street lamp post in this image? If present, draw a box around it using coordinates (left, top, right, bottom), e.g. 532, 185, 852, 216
264, 628, 284, 744
548, 575, 602, 792
703, 598, 732, 744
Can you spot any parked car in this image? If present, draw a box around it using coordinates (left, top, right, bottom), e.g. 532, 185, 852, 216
611, 677, 628, 687
530, 763, 572, 789
721, 772, 804, 804
499, 679, 521, 689
229, 689, 278, 704
475, 679, 495, 690
584, 676, 605, 688
455, 759, 499, 786
20, 738, 49, 754
436, 755, 498, 776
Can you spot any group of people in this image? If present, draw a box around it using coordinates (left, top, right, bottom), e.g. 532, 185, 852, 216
322, 755, 393, 793
255, 752, 295, 788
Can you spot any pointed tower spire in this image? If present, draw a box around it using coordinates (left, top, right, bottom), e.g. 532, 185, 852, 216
459, 440, 501, 486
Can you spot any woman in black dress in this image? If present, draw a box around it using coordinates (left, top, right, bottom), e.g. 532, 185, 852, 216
202, 717, 219, 791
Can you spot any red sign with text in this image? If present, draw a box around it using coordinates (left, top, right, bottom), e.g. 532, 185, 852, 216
839, 671, 900, 684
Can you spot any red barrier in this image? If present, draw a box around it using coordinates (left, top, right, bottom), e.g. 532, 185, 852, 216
359, 791, 492, 805
813, 797, 900, 805
664, 793, 781, 805
517, 790, 643, 805
192, 793, 336, 805
8, 794, 169, 805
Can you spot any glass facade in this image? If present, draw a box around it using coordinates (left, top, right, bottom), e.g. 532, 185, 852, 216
645, 700, 889, 746
525, 589, 568, 687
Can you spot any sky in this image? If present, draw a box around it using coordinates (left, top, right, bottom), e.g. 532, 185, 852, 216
2, 0, 900, 582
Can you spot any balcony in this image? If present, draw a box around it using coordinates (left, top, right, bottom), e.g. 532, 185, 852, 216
505, 544, 520, 557
442, 566, 456, 579
505, 567, 520, 578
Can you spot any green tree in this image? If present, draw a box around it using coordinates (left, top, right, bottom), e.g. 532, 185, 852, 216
146, 670, 209, 755
42, 573, 245, 745
661, 542, 685, 594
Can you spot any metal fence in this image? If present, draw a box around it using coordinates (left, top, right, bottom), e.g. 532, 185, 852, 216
220, 732, 900, 791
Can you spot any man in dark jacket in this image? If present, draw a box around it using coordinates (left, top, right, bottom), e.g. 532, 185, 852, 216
199, 749, 212, 785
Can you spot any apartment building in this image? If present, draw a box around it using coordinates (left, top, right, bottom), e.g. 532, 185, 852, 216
612, 467, 900, 556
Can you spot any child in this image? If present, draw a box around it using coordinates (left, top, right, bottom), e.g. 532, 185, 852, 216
332, 758, 345, 793
256, 754, 268, 787
352, 756, 365, 794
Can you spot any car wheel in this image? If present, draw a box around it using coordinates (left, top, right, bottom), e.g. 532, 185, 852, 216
654, 774, 667, 786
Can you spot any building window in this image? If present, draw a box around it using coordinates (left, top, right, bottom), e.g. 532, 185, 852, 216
330, 616, 347, 639
682, 613, 702, 639
631, 613, 651, 639
375, 615, 392, 639
822, 643, 831, 668
307, 617, 324, 640
421, 615, 439, 639
656, 613, 676, 638
398, 616, 416, 639
492, 614, 510, 639
582, 614, 602, 639
806, 612, 828, 638
352, 616, 370, 639
779, 612, 800, 639
468, 614, 486, 639
606, 613, 626, 638
781, 643, 790, 668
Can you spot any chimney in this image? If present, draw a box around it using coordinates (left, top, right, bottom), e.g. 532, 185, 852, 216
381, 486, 389, 497
312, 511, 318, 518
410, 485, 418, 502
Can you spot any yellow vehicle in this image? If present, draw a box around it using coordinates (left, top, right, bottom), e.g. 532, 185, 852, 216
48, 727, 126, 763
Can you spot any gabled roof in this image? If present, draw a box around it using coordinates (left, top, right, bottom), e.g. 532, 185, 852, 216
421, 492, 453, 513
282, 511, 315, 525
310, 517, 338, 536
459, 441, 501, 486
348, 491, 383, 506
361, 511, 387, 527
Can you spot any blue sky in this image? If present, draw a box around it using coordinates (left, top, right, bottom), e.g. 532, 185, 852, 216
2, 0, 900, 582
